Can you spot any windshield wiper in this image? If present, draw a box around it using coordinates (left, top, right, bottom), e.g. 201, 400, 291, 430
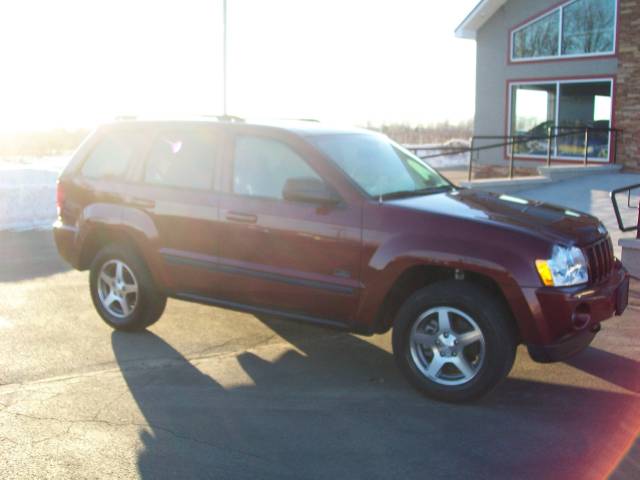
380, 185, 452, 201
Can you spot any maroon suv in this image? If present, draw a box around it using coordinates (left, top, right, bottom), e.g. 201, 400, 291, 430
54, 119, 630, 402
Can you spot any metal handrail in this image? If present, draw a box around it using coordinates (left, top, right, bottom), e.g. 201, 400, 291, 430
468, 126, 621, 181
414, 128, 619, 160
404, 126, 622, 182
610, 183, 640, 234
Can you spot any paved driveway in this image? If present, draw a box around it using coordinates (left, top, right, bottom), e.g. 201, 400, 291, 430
0, 226, 639, 479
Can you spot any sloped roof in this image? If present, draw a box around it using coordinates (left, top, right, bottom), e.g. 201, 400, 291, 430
455, 0, 509, 39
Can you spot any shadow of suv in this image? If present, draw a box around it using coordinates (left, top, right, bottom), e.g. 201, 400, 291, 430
54, 119, 630, 402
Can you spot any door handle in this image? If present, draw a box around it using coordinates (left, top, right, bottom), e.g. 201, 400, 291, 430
129, 197, 156, 209
226, 211, 258, 224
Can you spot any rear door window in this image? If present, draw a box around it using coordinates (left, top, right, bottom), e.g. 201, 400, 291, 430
81, 130, 145, 179
144, 130, 218, 190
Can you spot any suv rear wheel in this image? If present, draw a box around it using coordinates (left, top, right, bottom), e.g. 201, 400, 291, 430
392, 281, 516, 403
89, 244, 166, 331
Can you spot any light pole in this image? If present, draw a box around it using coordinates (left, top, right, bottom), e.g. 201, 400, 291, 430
222, 0, 227, 117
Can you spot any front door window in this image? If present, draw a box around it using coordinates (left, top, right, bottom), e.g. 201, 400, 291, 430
233, 136, 321, 200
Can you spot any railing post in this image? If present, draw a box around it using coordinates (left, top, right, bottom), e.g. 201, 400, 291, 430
583, 127, 590, 166
508, 137, 514, 179
546, 126, 553, 167
468, 137, 474, 182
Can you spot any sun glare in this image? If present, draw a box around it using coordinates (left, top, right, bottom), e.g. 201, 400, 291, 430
0, 0, 477, 132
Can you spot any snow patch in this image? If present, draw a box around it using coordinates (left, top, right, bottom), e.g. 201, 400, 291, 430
423, 151, 470, 168
0, 156, 69, 231
406, 144, 470, 169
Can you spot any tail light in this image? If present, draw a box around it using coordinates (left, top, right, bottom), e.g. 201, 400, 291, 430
56, 181, 65, 217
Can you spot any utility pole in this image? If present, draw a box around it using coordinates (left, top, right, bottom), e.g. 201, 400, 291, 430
222, 0, 228, 117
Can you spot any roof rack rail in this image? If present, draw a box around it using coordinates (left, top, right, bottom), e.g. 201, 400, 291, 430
113, 114, 247, 123
205, 114, 245, 123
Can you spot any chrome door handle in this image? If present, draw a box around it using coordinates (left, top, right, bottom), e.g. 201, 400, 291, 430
129, 197, 156, 209
226, 211, 257, 224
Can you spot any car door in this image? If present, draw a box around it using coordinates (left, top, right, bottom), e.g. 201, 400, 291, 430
121, 125, 224, 294
215, 131, 363, 324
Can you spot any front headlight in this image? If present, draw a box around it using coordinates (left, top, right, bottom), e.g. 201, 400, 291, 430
535, 245, 589, 287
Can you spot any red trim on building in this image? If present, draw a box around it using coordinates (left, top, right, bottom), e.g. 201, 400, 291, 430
508, 53, 617, 66
614, 0, 621, 57
509, 0, 568, 33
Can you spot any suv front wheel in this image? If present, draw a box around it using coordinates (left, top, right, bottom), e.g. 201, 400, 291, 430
89, 244, 167, 331
392, 281, 516, 403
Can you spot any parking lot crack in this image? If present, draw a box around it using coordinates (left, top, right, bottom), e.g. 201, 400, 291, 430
90, 387, 134, 423
190, 333, 281, 359
2, 409, 272, 462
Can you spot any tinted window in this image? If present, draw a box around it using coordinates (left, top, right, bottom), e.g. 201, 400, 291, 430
145, 130, 217, 190
511, 0, 615, 60
233, 136, 320, 199
512, 10, 559, 59
562, 0, 615, 55
81, 130, 144, 179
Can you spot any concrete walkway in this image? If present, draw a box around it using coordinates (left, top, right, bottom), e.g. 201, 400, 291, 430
516, 173, 640, 257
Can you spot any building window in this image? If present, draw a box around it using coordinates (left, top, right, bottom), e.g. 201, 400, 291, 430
511, 0, 616, 61
562, 0, 616, 55
509, 79, 613, 161
513, 11, 559, 59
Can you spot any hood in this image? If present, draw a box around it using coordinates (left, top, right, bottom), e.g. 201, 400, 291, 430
389, 188, 605, 246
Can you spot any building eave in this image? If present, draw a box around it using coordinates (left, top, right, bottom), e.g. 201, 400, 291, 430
455, 0, 509, 39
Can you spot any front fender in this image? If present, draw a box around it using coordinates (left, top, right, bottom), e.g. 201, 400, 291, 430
354, 231, 542, 341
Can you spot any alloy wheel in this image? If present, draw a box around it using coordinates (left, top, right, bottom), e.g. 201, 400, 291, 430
409, 306, 486, 386
97, 260, 139, 319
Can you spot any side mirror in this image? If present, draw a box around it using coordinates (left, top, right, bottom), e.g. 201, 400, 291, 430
282, 177, 340, 205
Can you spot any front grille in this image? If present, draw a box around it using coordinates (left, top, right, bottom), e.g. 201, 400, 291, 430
585, 236, 615, 284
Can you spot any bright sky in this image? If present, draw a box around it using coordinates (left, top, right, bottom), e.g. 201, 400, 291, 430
0, 0, 478, 132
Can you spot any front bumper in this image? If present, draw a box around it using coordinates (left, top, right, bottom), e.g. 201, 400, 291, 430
523, 261, 630, 363
528, 324, 600, 363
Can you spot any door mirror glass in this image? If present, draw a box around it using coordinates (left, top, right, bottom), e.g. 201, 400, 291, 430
282, 177, 340, 205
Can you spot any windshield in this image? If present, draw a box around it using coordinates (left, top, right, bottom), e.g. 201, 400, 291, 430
311, 133, 451, 198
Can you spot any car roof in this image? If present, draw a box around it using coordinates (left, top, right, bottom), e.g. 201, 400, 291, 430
105, 118, 377, 139
244, 119, 373, 137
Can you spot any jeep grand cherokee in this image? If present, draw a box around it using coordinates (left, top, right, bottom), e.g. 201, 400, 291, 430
54, 119, 630, 402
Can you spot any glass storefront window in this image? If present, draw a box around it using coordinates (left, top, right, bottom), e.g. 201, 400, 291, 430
509, 80, 612, 160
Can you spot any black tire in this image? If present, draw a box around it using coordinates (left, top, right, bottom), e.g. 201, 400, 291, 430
392, 281, 517, 403
89, 244, 166, 331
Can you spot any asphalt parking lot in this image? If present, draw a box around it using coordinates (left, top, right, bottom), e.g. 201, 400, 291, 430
0, 230, 639, 479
